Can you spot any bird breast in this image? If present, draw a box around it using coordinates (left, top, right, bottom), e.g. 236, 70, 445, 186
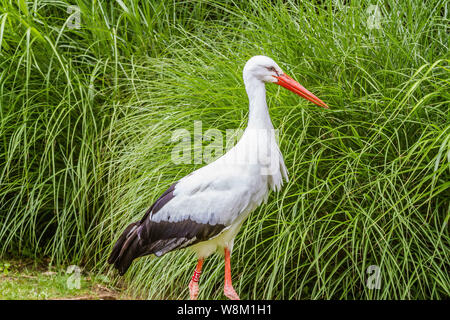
151, 128, 288, 230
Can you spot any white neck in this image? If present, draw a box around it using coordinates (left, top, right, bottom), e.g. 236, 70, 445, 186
244, 76, 273, 129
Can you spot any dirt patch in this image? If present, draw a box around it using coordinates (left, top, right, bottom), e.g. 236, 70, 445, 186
51, 284, 122, 300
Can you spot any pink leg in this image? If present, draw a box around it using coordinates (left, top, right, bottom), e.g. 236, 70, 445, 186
224, 247, 240, 300
189, 258, 204, 300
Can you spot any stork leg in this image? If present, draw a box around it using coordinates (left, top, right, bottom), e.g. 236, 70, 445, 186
224, 247, 240, 300
189, 258, 204, 300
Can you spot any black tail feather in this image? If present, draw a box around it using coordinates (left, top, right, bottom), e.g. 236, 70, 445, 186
107, 222, 142, 275
108, 217, 227, 276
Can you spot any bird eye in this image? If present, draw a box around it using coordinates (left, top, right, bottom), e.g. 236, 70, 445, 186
267, 66, 279, 76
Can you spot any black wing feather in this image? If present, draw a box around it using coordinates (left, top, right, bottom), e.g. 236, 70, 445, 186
107, 182, 226, 275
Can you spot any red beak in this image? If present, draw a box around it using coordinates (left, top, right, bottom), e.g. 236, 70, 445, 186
275, 74, 329, 109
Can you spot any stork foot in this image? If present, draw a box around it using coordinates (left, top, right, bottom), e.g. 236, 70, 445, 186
189, 258, 204, 300
189, 280, 199, 300
224, 284, 240, 300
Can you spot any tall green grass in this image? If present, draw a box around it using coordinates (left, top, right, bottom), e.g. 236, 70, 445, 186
0, 0, 448, 299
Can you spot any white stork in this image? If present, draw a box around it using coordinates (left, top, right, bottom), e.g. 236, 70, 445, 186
107, 55, 328, 300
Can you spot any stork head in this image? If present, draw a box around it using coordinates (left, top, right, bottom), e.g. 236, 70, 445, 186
243, 55, 329, 109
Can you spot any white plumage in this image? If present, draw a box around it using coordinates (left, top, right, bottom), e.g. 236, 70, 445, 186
161, 129, 289, 258
152, 56, 289, 257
